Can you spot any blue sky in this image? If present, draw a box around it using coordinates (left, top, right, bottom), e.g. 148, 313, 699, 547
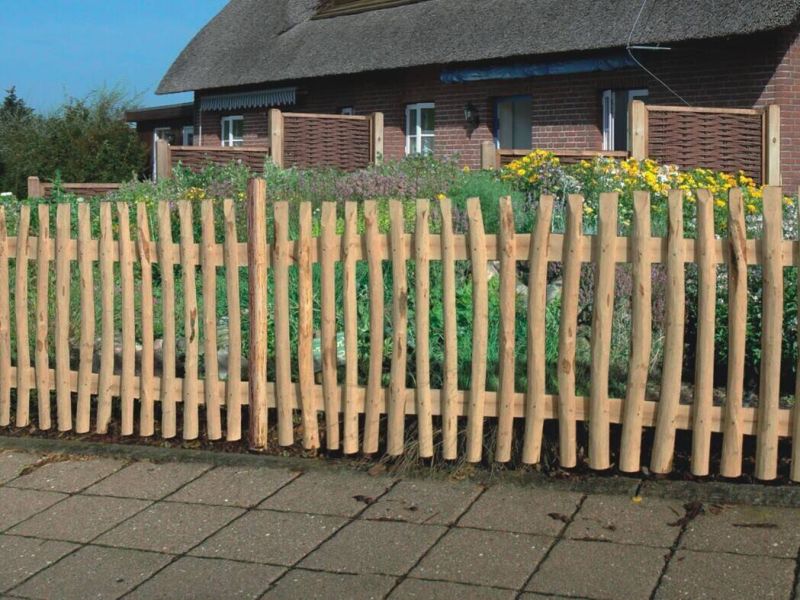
0, 0, 229, 112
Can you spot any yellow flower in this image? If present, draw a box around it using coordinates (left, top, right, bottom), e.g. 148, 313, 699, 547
715, 199, 726, 208
747, 203, 758, 214
784, 197, 794, 207
462, 165, 470, 173
517, 169, 526, 176
436, 193, 447, 202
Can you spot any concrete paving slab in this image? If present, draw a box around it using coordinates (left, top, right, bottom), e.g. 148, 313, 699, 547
527, 539, 666, 600
564, 494, 684, 547
259, 470, 393, 517
191, 510, 345, 566
411, 527, 552, 589
10, 545, 170, 600
126, 556, 284, 600
458, 486, 582, 535
361, 480, 482, 525
83, 461, 212, 500
0, 488, 65, 532
300, 520, 446, 576
8, 494, 149, 543
6, 458, 125, 493
681, 504, 800, 558
0, 452, 43, 485
166, 466, 298, 507
262, 569, 396, 600
95, 502, 243, 554
0, 535, 77, 593
655, 549, 795, 600
390, 578, 516, 599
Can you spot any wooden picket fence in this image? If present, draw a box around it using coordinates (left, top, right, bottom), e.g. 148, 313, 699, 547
0, 182, 796, 480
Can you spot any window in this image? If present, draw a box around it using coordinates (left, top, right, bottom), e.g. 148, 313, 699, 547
602, 89, 648, 151
182, 126, 195, 146
339, 107, 355, 115
406, 103, 435, 155
495, 96, 532, 150
153, 127, 173, 143
221, 115, 244, 147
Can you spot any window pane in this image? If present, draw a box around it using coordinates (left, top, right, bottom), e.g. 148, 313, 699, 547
421, 108, 435, 134
421, 135, 434, 155
407, 108, 418, 135
232, 118, 244, 140
407, 134, 419, 154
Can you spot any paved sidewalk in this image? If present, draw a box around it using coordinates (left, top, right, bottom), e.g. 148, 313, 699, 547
0, 450, 798, 599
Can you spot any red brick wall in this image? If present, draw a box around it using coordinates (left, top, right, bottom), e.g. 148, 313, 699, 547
194, 26, 800, 185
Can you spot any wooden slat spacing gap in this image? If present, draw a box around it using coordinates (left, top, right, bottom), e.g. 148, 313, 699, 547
0, 207, 9, 426
75, 204, 95, 434
496, 196, 516, 463
157, 201, 178, 438
756, 186, 783, 481
388, 199, 409, 456
35, 204, 52, 430
651, 190, 686, 474
363, 200, 384, 454
557, 194, 583, 468
297, 201, 319, 449
223, 199, 244, 442
522, 195, 554, 464
201, 199, 222, 440
273, 200, 293, 446
589, 192, 617, 470
320, 201, 340, 450
466, 197, 488, 463
248, 179, 269, 449
178, 201, 200, 440
14, 205, 31, 427
439, 197, 458, 460
343, 200, 360, 454
619, 192, 652, 473
136, 204, 155, 437
721, 188, 747, 478
117, 203, 135, 435
691, 190, 717, 476
54, 204, 72, 431
96, 202, 114, 433
414, 199, 433, 459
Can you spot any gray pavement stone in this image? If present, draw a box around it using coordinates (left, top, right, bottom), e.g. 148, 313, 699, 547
126, 556, 284, 600
83, 461, 212, 500
0, 535, 77, 593
0, 452, 43, 485
411, 527, 551, 589
95, 502, 243, 554
191, 510, 345, 566
301, 520, 446, 576
166, 466, 298, 507
7, 458, 125, 493
11, 545, 170, 600
458, 485, 582, 536
8, 494, 149, 543
655, 549, 795, 599
391, 579, 516, 600
262, 569, 396, 600
361, 480, 482, 525
564, 494, 684, 547
259, 470, 394, 517
681, 504, 800, 558
0, 488, 65, 531
527, 539, 666, 600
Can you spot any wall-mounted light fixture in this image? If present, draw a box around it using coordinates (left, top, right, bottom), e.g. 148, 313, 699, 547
464, 102, 479, 128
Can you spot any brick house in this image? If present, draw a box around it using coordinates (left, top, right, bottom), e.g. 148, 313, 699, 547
156, 0, 800, 186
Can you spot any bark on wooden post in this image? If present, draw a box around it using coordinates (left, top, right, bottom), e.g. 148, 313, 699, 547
269, 108, 284, 167
480, 141, 497, 169
765, 104, 781, 186
629, 99, 648, 160
27, 176, 43, 199
370, 112, 384, 165
155, 139, 172, 182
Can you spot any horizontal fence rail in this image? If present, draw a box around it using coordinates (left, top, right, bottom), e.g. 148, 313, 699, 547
0, 184, 797, 480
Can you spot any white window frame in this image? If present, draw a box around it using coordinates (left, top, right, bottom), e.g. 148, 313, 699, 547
153, 127, 172, 142
221, 115, 244, 147
602, 89, 648, 151
405, 102, 435, 155
182, 125, 195, 146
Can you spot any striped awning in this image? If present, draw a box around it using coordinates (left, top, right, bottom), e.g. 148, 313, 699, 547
199, 87, 296, 111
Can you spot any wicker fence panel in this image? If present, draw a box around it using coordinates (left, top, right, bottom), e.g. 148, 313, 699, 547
283, 114, 371, 170
170, 146, 270, 173
647, 109, 764, 182
40, 183, 120, 199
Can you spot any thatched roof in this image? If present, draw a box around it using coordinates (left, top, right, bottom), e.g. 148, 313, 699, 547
157, 0, 800, 94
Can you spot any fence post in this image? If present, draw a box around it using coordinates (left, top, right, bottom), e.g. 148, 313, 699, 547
480, 141, 497, 169
155, 139, 172, 182
27, 176, 43, 199
765, 104, 781, 186
269, 108, 284, 168
629, 99, 648, 160
370, 112, 384, 165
